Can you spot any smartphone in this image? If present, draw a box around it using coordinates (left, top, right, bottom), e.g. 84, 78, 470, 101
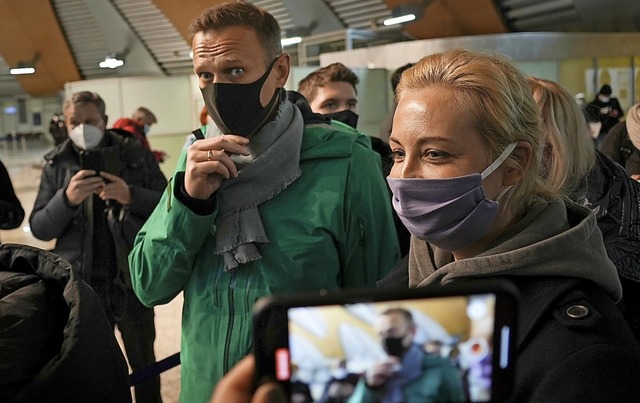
79, 151, 104, 175
253, 280, 518, 402
79, 149, 120, 177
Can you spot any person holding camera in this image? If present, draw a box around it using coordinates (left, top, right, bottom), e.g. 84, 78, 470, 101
29, 91, 167, 403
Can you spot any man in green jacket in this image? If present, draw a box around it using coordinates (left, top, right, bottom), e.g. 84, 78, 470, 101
128, 2, 400, 402
348, 308, 465, 402
298, 62, 412, 257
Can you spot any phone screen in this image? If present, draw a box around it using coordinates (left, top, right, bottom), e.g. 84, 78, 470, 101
80, 151, 104, 174
254, 282, 516, 402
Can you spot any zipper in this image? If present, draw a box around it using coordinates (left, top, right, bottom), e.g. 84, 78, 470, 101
244, 274, 252, 313
223, 271, 237, 373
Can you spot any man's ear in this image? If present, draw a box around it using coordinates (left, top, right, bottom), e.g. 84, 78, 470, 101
502, 141, 532, 186
274, 53, 290, 87
103, 115, 109, 129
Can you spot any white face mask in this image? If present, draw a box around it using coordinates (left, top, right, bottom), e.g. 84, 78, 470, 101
69, 124, 104, 150
143, 124, 151, 134
598, 95, 611, 103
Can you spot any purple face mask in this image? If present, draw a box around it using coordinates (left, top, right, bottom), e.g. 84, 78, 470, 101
387, 143, 517, 251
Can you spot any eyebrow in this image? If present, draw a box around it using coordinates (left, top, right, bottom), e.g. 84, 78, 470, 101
321, 97, 358, 104
388, 135, 454, 146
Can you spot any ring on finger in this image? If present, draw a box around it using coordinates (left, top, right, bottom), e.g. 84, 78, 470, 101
207, 149, 212, 161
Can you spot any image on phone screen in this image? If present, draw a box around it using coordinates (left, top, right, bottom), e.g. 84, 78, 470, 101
254, 284, 516, 403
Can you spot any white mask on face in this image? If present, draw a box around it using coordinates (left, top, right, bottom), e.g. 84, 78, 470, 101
598, 95, 611, 103
69, 124, 104, 150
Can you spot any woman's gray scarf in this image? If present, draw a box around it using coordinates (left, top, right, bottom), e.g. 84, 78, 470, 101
211, 95, 303, 271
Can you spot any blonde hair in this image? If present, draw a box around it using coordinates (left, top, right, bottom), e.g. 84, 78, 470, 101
397, 49, 554, 212
528, 77, 595, 194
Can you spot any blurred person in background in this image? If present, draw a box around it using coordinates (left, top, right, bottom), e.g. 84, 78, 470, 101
601, 102, 640, 180
29, 91, 167, 403
113, 106, 167, 163
297, 63, 410, 257
587, 84, 624, 147
529, 77, 640, 342
0, 159, 25, 234
48, 113, 68, 146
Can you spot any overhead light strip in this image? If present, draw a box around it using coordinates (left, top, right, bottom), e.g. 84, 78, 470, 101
383, 13, 417, 26
281, 36, 302, 46
99, 57, 124, 69
10, 67, 36, 75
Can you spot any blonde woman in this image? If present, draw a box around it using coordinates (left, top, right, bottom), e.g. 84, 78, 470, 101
529, 76, 640, 342
383, 50, 640, 401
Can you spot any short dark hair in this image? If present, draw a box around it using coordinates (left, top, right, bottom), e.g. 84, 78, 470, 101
298, 63, 359, 103
381, 307, 414, 326
189, 1, 282, 65
63, 91, 106, 118
391, 63, 414, 96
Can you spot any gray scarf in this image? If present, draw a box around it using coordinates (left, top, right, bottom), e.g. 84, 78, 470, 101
407, 199, 622, 301
210, 95, 303, 271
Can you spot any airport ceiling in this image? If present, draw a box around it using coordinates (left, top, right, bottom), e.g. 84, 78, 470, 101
1, 0, 639, 99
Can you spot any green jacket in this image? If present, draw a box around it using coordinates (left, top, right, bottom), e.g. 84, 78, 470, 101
129, 122, 400, 402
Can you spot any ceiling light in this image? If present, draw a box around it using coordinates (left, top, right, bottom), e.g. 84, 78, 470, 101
383, 14, 417, 26
9, 52, 40, 75
381, 0, 432, 27
99, 54, 125, 69
10, 67, 36, 75
281, 36, 302, 46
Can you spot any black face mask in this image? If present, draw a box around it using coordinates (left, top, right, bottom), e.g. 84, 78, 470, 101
382, 336, 408, 358
324, 109, 359, 129
201, 57, 280, 137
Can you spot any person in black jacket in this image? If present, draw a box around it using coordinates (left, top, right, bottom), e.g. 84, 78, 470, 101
29, 91, 167, 403
601, 102, 640, 179
529, 77, 640, 342
588, 84, 624, 147
0, 243, 131, 403
0, 159, 24, 232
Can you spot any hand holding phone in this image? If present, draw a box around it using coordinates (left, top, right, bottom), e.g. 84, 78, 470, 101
65, 170, 105, 205
253, 280, 518, 402
210, 355, 287, 403
98, 172, 131, 205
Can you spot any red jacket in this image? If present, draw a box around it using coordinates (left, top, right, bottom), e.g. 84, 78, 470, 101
112, 118, 165, 162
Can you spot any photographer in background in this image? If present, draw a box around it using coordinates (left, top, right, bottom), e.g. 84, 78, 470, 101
29, 91, 167, 403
